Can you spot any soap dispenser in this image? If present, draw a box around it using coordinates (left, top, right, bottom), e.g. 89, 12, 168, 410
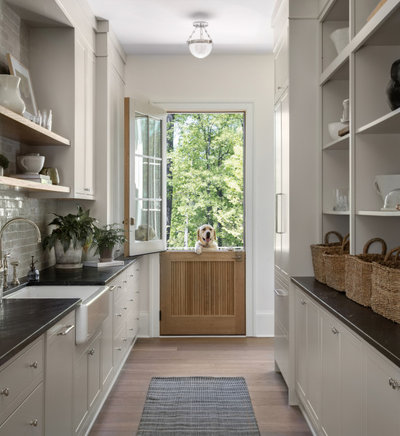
28, 256, 39, 283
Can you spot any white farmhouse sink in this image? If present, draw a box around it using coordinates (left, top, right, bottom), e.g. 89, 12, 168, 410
6, 285, 110, 344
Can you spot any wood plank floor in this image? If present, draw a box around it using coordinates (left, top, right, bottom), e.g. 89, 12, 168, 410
90, 338, 311, 436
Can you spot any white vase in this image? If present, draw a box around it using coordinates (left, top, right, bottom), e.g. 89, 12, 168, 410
330, 27, 349, 55
0, 75, 26, 114
54, 240, 83, 269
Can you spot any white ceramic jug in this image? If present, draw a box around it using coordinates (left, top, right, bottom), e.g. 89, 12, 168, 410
0, 75, 25, 114
374, 175, 400, 201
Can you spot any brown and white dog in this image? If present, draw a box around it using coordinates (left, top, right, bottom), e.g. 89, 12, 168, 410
195, 224, 218, 254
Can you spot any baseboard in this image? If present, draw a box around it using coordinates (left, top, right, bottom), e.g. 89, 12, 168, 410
297, 397, 319, 436
255, 310, 274, 336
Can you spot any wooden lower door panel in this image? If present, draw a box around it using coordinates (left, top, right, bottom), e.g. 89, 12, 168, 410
160, 251, 245, 335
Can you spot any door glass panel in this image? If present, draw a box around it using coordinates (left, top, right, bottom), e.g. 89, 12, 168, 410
135, 156, 149, 199
149, 200, 162, 240
149, 118, 161, 158
153, 160, 162, 199
135, 114, 148, 155
135, 200, 149, 241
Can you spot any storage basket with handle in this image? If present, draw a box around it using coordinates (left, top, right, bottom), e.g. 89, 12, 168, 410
311, 231, 344, 284
323, 234, 350, 291
345, 238, 387, 307
371, 247, 400, 324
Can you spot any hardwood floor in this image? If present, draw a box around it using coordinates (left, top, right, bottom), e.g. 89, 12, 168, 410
90, 338, 311, 436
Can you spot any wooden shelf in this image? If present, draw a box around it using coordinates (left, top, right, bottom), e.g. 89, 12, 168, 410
323, 134, 350, 150
320, 51, 350, 85
0, 104, 70, 146
0, 176, 70, 193
357, 210, 400, 216
357, 107, 400, 134
323, 210, 350, 215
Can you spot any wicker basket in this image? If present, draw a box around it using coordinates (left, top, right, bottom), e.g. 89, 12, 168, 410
345, 238, 387, 307
311, 231, 344, 284
323, 234, 350, 291
371, 247, 400, 324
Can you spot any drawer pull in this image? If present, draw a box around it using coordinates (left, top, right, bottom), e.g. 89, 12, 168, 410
117, 285, 122, 289
29, 419, 39, 427
331, 327, 339, 335
123, 280, 127, 284
129, 328, 134, 331
57, 325, 75, 336
300, 300, 306, 305
116, 313, 122, 317
0, 387, 10, 396
122, 307, 128, 310
136, 317, 140, 321
136, 291, 140, 294
130, 274, 134, 278
122, 337, 127, 342
88, 348, 95, 356
29, 361, 39, 369
115, 347, 122, 351
130, 298, 134, 302
389, 378, 400, 390
109, 285, 116, 292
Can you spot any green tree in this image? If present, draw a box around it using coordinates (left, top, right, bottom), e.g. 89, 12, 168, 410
167, 113, 244, 248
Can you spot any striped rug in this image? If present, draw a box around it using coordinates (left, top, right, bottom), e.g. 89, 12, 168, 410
137, 376, 260, 435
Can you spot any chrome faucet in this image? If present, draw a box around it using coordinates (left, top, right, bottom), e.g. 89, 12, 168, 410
0, 218, 42, 291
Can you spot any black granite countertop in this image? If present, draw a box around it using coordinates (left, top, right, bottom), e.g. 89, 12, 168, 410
292, 277, 400, 368
0, 298, 80, 367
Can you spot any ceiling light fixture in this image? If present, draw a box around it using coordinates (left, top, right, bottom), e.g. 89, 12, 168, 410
187, 21, 213, 59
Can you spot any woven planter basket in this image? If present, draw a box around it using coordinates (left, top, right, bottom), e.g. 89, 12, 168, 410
311, 231, 344, 284
323, 234, 350, 291
345, 238, 387, 307
371, 247, 400, 324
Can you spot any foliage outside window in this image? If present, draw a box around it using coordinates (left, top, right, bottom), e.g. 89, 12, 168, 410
166, 113, 244, 249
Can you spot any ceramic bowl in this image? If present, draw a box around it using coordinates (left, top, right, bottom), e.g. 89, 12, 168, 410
328, 121, 348, 140
330, 27, 349, 54
17, 153, 45, 174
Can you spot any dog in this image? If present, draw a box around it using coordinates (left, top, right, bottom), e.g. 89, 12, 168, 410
195, 224, 218, 254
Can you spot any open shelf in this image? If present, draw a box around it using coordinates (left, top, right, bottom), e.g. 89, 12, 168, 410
323, 210, 350, 215
320, 50, 350, 85
357, 210, 400, 216
357, 107, 400, 134
0, 104, 70, 146
0, 176, 70, 193
323, 134, 349, 150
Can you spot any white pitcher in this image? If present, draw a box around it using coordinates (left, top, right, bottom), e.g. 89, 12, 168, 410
0, 74, 25, 114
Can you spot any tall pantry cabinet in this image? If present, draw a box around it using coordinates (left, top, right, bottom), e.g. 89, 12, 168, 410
272, 0, 320, 399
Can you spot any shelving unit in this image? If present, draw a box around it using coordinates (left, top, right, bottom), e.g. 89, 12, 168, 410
0, 104, 70, 146
319, 0, 400, 253
323, 210, 350, 215
0, 176, 70, 193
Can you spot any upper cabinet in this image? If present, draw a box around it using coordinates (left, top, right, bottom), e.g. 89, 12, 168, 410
124, 98, 167, 256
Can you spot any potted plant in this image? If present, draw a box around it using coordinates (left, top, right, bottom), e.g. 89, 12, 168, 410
42, 206, 97, 268
92, 224, 126, 262
0, 154, 9, 176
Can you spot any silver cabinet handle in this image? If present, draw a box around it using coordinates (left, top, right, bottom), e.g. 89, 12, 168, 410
57, 325, 75, 336
136, 317, 139, 320
129, 298, 134, 302
331, 327, 339, 335
300, 300, 307, 305
123, 280, 127, 284
29, 419, 39, 427
88, 348, 95, 356
122, 337, 127, 342
0, 387, 10, 396
274, 289, 288, 297
136, 291, 140, 294
109, 285, 116, 292
389, 378, 400, 390
117, 285, 122, 289
29, 361, 38, 369
115, 347, 122, 351
129, 328, 134, 331
122, 307, 128, 310
130, 274, 134, 278
116, 313, 122, 317
84, 188, 90, 192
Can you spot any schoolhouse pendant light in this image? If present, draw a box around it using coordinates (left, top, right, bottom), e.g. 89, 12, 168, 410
187, 21, 213, 59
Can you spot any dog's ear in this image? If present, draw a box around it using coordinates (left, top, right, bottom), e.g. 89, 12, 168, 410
213, 228, 217, 241
197, 228, 201, 241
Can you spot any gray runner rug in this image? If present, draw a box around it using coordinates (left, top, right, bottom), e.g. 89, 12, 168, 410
137, 376, 260, 435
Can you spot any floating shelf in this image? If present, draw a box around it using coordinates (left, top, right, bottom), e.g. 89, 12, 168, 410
0, 104, 70, 146
0, 176, 70, 193
357, 210, 400, 216
320, 51, 350, 85
357, 107, 400, 134
323, 134, 350, 150
323, 210, 350, 215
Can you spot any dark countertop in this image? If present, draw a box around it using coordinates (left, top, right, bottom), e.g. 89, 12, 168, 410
0, 298, 80, 367
292, 277, 400, 368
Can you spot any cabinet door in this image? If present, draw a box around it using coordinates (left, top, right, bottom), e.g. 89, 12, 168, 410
295, 290, 308, 399
321, 312, 341, 436
274, 101, 282, 269
87, 334, 101, 408
45, 313, 75, 436
84, 49, 95, 195
100, 291, 114, 389
364, 347, 400, 436
274, 26, 288, 100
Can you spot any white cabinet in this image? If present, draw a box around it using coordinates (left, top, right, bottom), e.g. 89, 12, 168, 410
45, 312, 75, 436
100, 289, 114, 390
364, 346, 400, 436
274, 25, 289, 101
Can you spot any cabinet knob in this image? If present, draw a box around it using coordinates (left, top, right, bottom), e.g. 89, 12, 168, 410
84, 188, 90, 192
389, 378, 400, 390
130, 274, 134, 278
136, 291, 140, 294
300, 300, 306, 305
29, 361, 38, 369
123, 280, 127, 284
29, 419, 39, 427
122, 307, 128, 310
116, 313, 122, 317
130, 298, 134, 302
136, 317, 140, 321
88, 348, 95, 356
129, 328, 134, 331
122, 337, 127, 342
331, 327, 339, 335
0, 387, 10, 396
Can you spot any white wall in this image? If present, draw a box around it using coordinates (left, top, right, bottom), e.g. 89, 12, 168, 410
126, 54, 275, 336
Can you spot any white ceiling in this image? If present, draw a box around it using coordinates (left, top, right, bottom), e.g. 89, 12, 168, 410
86, 0, 275, 55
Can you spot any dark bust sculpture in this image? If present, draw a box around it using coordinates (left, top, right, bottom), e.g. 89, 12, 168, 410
387, 59, 400, 110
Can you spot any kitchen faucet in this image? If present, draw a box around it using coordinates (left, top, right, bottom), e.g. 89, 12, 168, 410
0, 218, 42, 292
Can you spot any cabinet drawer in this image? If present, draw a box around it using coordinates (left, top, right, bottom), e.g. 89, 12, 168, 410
113, 299, 128, 335
113, 325, 128, 369
0, 337, 44, 424
0, 382, 44, 436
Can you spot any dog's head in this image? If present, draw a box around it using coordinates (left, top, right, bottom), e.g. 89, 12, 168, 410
197, 224, 216, 247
